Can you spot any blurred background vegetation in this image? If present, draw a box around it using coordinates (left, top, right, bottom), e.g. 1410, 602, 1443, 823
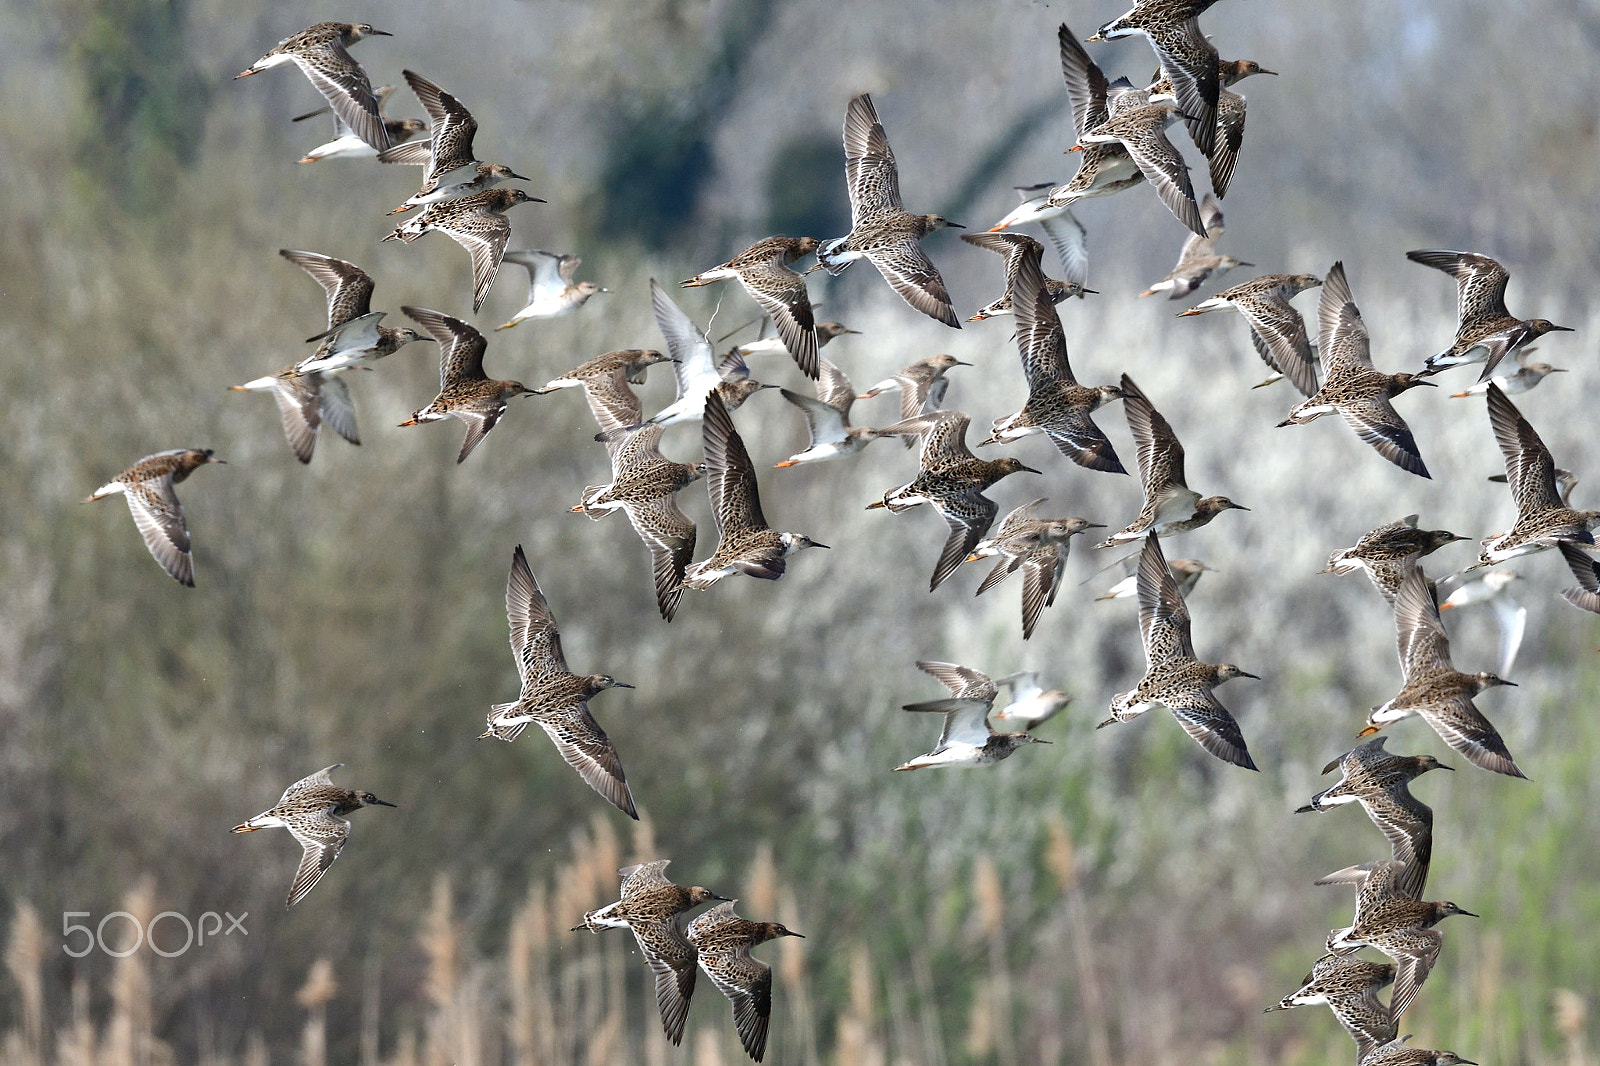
2, 0, 1599, 1062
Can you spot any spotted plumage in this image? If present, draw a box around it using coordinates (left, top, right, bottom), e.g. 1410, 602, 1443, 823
573, 861, 727, 1046
383, 188, 541, 311
235, 22, 393, 152
979, 243, 1125, 473
1278, 262, 1434, 477
1180, 272, 1322, 397
1075, 87, 1205, 236
398, 307, 532, 463
1089, 0, 1223, 158
962, 224, 1091, 321
1264, 953, 1397, 1064
280, 250, 429, 375
868, 411, 1041, 591
85, 448, 224, 587
1407, 250, 1573, 379
964, 498, 1102, 639
1322, 514, 1466, 604
1102, 533, 1258, 769
1297, 735, 1449, 900
1096, 374, 1247, 547
686, 901, 803, 1063
1476, 384, 1599, 566
816, 94, 962, 327
681, 392, 828, 591
1317, 859, 1476, 1020
683, 236, 822, 377
230, 764, 394, 907
1363, 563, 1524, 778
482, 546, 637, 818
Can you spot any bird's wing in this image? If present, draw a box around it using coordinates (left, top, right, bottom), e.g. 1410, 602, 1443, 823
1038, 210, 1090, 291
435, 209, 512, 313
631, 920, 698, 1046
585, 368, 645, 437
651, 280, 717, 401
1340, 399, 1429, 478
1406, 250, 1510, 324
1057, 22, 1109, 134
403, 69, 478, 181
622, 496, 697, 623
916, 660, 998, 701
865, 241, 960, 328
1120, 375, 1187, 496
292, 42, 389, 152
123, 474, 194, 587
404, 306, 487, 386
284, 811, 351, 907
1239, 296, 1319, 397
701, 391, 767, 535
1316, 263, 1375, 376
280, 764, 344, 804
535, 703, 637, 818
780, 389, 850, 449
738, 259, 818, 378
1486, 385, 1562, 511
279, 249, 375, 328
1136, 533, 1195, 662
505, 545, 568, 679
931, 490, 998, 591
844, 93, 902, 223
317, 374, 361, 446
1393, 564, 1451, 681
1145, 18, 1219, 158
701, 951, 774, 1063
1165, 688, 1255, 769
271, 373, 323, 464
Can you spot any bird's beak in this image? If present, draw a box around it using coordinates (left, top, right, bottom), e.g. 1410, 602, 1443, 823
1552, 325, 1575, 332
1021, 465, 1043, 474
210, 457, 227, 464
803, 262, 827, 274
398, 418, 420, 427
1356, 725, 1381, 737
228, 385, 248, 391
508, 171, 531, 181
1438, 763, 1455, 771
612, 682, 636, 689
233, 69, 258, 79
785, 931, 806, 939
1238, 671, 1261, 680
1085, 33, 1104, 42
1498, 679, 1518, 687
1177, 308, 1204, 316
1551, 367, 1569, 372
569, 504, 587, 513
1031, 737, 1054, 744
1259, 68, 1279, 76
495, 321, 518, 331
1084, 523, 1107, 529
371, 799, 398, 807
680, 277, 707, 288
1458, 909, 1479, 918
944, 221, 966, 229
1415, 380, 1438, 387
954, 359, 973, 366
1068, 144, 1084, 152
812, 542, 832, 550
964, 553, 982, 563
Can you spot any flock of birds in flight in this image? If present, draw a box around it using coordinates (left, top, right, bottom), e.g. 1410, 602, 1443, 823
76, 3, 1593, 1062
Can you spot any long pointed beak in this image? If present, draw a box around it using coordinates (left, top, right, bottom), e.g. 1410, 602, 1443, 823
1439, 763, 1455, 771
1552, 325, 1576, 332
1458, 909, 1479, 918
398, 418, 420, 427
1020, 465, 1043, 474
371, 799, 398, 807
233, 69, 258, 79
1259, 69, 1279, 76
812, 542, 831, 550
612, 682, 636, 689
944, 221, 966, 229
1498, 680, 1519, 687
210, 457, 228, 465
508, 171, 531, 181
1085, 33, 1104, 42
1415, 380, 1438, 387
368, 29, 393, 36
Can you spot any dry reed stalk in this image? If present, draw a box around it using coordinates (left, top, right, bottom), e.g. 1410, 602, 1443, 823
908, 947, 948, 1066
385, 1028, 416, 1066
692, 1028, 724, 1066
777, 886, 819, 1066
745, 843, 777, 919
971, 853, 1016, 1066
419, 875, 460, 1066
295, 958, 337, 1066
244, 1030, 268, 1066
1553, 989, 1591, 1066
507, 887, 540, 1066
1047, 815, 1112, 1066
360, 955, 381, 1066
965, 978, 994, 1059
5, 901, 45, 1066
52, 978, 95, 1066
106, 877, 164, 1066
833, 943, 885, 1066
